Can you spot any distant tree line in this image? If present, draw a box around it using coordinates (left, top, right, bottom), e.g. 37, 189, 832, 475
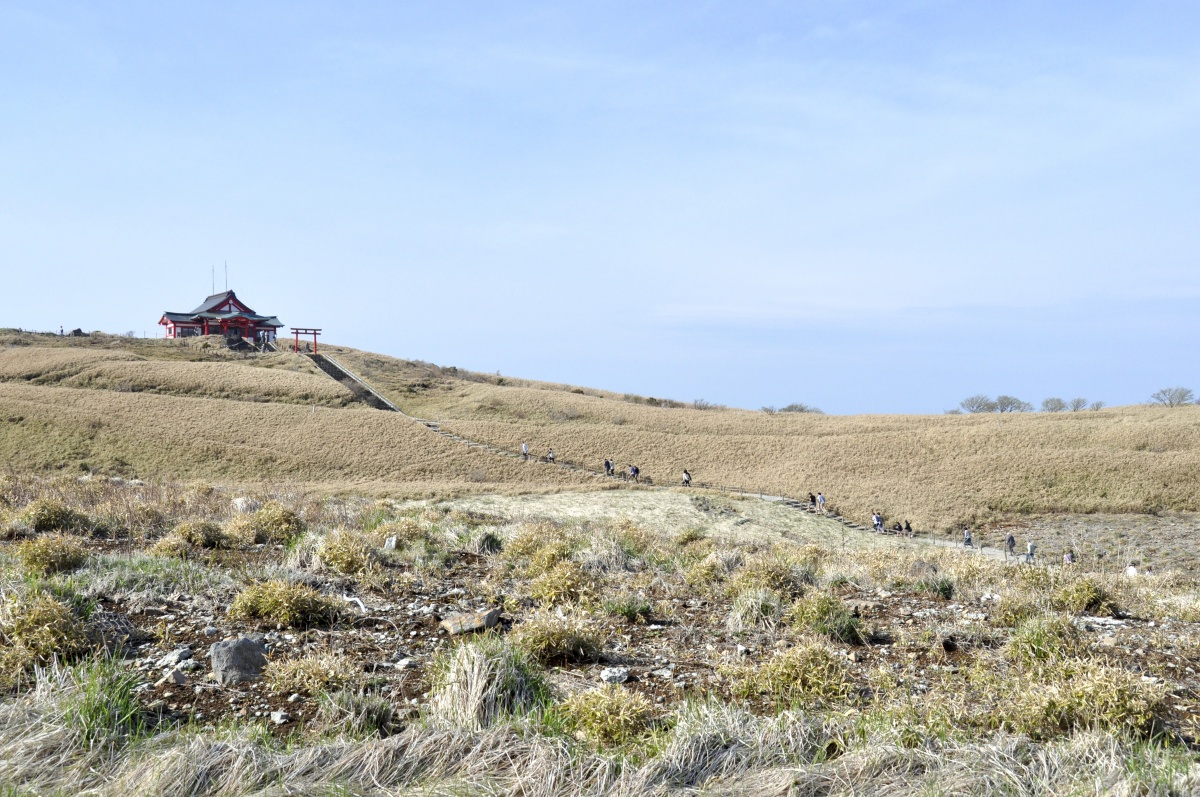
946, 386, 1200, 414
761, 403, 824, 415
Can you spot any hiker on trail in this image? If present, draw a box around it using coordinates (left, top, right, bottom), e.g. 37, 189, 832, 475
682, 469, 692, 487
1005, 533, 1016, 559
1025, 542, 1036, 564
963, 528, 973, 548
630, 464, 640, 483
903, 520, 913, 536
603, 458, 612, 476
872, 512, 883, 532
892, 521, 903, 534
808, 492, 817, 510
547, 448, 555, 464
521, 442, 529, 461
817, 493, 826, 514
1063, 550, 1076, 566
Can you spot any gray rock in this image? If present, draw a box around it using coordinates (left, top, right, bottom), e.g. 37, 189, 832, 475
439, 608, 501, 635
383, 535, 398, 551
156, 647, 193, 668
396, 658, 414, 670
155, 669, 188, 687
178, 659, 204, 673
270, 710, 291, 725
209, 637, 268, 685
600, 667, 629, 684
203, 626, 220, 637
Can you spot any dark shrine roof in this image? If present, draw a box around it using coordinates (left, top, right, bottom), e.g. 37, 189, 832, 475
190, 290, 240, 314
161, 290, 283, 328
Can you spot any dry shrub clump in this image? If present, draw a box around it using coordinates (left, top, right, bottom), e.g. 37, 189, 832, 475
428, 635, 548, 730
1001, 659, 1169, 739
510, 611, 604, 665
266, 653, 365, 696
560, 685, 658, 747
150, 520, 230, 558
228, 580, 340, 628
372, 518, 429, 548
726, 554, 815, 600
726, 588, 784, 632
729, 641, 855, 706
685, 549, 743, 589
225, 501, 305, 546
1052, 575, 1117, 616
315, 689, 401, 738
15, 534, 88, 575
530, 560, 597, 606
788, 593, 864, 644
1006, 614, 1083, 667
17, 498, 92, 534
0, 591, 93, 687
317, 529, 383, 579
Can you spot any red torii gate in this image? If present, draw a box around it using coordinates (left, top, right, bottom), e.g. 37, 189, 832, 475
290, 327, 322, 353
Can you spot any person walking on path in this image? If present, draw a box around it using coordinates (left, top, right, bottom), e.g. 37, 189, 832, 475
808, 493, 817, 511
816, 493, 826, 514
521, 442, 529, 461
603, 458, 612, 477
1005, 533, 1016, 560
1025, 542, 1036, 564
547, 448, 555, 464
629, 464, 640, 483
903, 520, 913, 537
963, 527, 973, 548
682, 469, 692, 487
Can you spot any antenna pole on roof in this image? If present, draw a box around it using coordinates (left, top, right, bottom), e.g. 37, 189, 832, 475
224, 261, 228, 291
211, 265, 214, 294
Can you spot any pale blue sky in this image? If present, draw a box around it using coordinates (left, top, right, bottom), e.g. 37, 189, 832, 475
2, 2, 1197, 413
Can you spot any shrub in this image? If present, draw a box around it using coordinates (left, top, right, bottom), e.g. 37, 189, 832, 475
266, 653, 365, 696
726, 588, 783, 632
372, 518, 428, 547
148, 534, 195, 559
529, 561, 596, 606
19, 499, 91, 534
428, 636, 548, 730
1006, 614, 1082, 667
729, 641, 855, 706
15, 534, 88, 575
1052, 576, 1116, 616
0, 591, 93, 686
560, 685, 657, 747
173, 520, 228, 548
992, 596, 1043, 628
602, 594, 653, 623
225, 501, 305, 546
316, 690, 401, 738
915, 576, 954, 601
510, 611, 604, 665
788, 593, 863, 644
317, 529, 382, 578
1004, 659, 1168, 738
674, 527, 706, 547
726, 555, 815, 599
228, 580, 340, 628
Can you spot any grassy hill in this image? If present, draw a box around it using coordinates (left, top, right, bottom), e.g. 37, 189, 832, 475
3, 330, 1200, 530
2, 331, 1200, 794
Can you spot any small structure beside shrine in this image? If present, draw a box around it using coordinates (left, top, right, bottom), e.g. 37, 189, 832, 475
159, 290, 283, 342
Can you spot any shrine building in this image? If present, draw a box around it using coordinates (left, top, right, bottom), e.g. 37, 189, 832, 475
158, 290, 283, 341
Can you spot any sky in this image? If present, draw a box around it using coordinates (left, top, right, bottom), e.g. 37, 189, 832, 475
1, 1, 1198, 414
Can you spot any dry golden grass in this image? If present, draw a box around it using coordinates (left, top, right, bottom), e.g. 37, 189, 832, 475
4, 335, 1200, 530
0, 381, 597, 494
327, 345, 1200, 530
0, 347, 352, 406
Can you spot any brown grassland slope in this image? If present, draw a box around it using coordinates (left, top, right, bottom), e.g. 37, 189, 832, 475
3, 331, 1200, 531
331, 344, 1200, 531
